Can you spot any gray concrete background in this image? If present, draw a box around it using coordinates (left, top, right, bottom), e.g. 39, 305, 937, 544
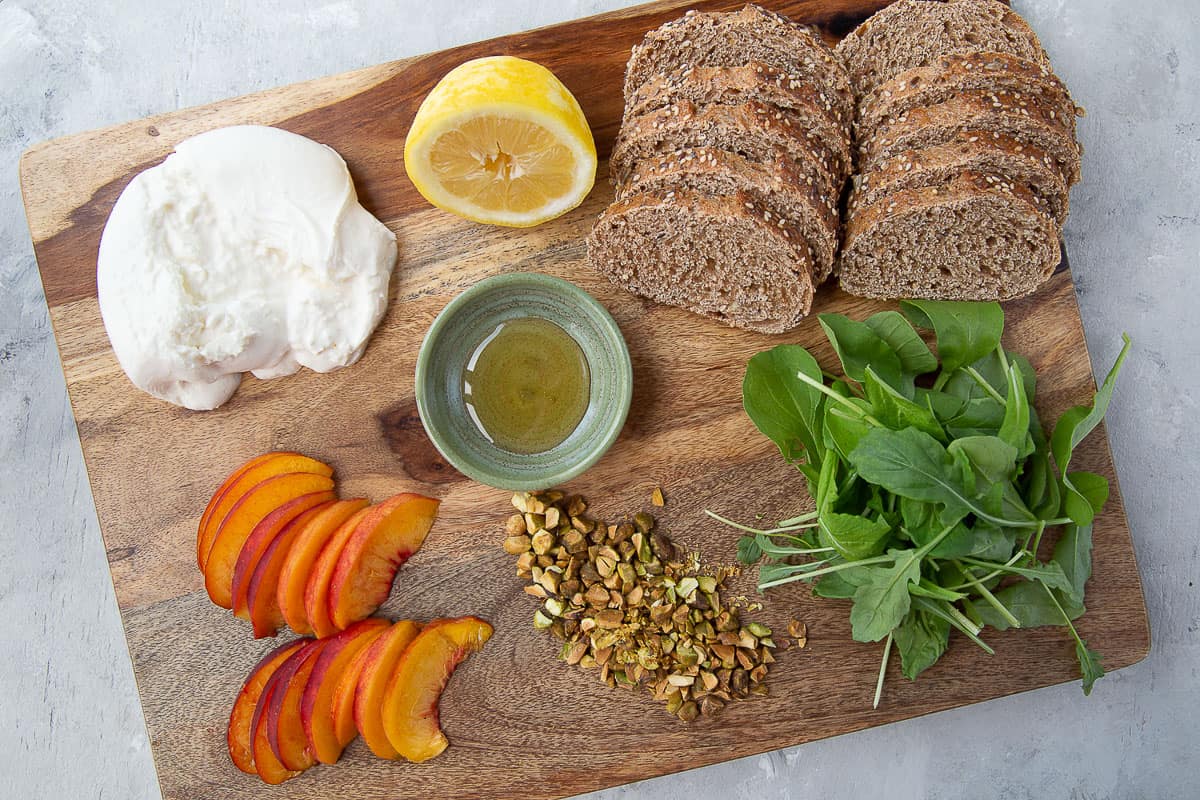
1, 1, 1196, 797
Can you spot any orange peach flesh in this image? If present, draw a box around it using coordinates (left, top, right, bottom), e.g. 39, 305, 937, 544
205, 471, 336, 609
300, 618, 390, 764
276, 499, 369, 636
245, 503, 334, 638
266, 640, 329, 771
198, 453, 332, 571
227, 639, 306, 774
328, 493, 441, 630
353, 620, 422, 760
331, 636, 375, 749
304, 507, 370, 638
381, 616, 494, 763
231, 492, 335, 620
198, 452, 280, 569
251, 650, 312, 785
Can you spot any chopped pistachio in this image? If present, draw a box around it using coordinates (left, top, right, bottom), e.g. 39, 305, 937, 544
651, 487, 666, 507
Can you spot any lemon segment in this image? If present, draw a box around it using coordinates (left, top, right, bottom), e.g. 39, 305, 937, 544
405, 56, 597, 228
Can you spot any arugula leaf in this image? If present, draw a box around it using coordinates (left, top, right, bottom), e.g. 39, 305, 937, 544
1076, 639, 1106, 696
813, 568, 866, 599
999, 362, 1033, 457
947, 435, 1019, 484
971, 581, 1078, 630
893, 609, 951, 680
743, 345, 826, 470
1062, 471, 1110, 527
1022, 448, 1062, 521
1051, 523, 1093, 606
849, 552, 923, 642
943, 397, 1006, 439
823, 403, 873, 462
864, 311, 938, 376
900, 300, 1005, 374
736, 536, 762, 565
849, 427, 977, 527
819, 511, 892, 560
818, 313, 907, 392
863, 367, 946, 440
1050, 334, 1132, 478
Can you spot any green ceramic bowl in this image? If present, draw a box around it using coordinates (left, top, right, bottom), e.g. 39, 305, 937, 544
415, 272, 632, 491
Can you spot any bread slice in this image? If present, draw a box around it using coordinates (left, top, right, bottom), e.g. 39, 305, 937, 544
611, 100, 843, 199
619, 147, 839, 280
625, 62, 853, 177
587, 190, 815, 333
859, 92, 1082, 185
858, 51, 1081, 136
839, 171, 1060, 301
623, 5, 854, 129
836, 0, 1049, 99
851, 133, 1069, 224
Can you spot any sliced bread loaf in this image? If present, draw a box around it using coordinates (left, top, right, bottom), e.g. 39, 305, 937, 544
618, 147, 840, 280
838, 171, 1060, 301
610, 100, 844, 199
625, 62, 852, 175
623, 5, 854, 128
836, 0, 1049, 99
851, 134, 1069, 223
858, 51, 1081, 136
859, 92, 1082, 185
587, 190, 815, 333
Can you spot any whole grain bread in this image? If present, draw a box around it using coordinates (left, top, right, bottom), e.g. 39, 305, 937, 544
625, 62, 853, 176
623, 5, 854, 128
839, 171, 1060, 301
836, 0, 1049, 99
587, 190, 815, 333
858, 51, 1081, 136
610, 100, 844, 199
619, 147, 840, 280
851, 133, 1069, 223
859, 92, 1082, 185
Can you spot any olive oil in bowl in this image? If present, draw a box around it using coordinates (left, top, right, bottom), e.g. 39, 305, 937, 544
463, 316, 590, 454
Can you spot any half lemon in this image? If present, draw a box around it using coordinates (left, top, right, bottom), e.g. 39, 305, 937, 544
404, 56, 597, 228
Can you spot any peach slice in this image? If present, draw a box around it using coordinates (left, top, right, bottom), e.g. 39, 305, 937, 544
251, 643, 317, 785
304, 507, 371, 639
331, 633, 376, 750
232, 493, 336, 620
353, 619, 422, 759
198, 452, 332, 571
300, 618, 390, 764
277, 499, 369, 636
205, 471, 336, 609
328, 493, 441, 630
265, 639, 329, 771
198, 453, 279, 569
245, 503, 336, 638
381, 616, 493, 763
227, 639, 307, 774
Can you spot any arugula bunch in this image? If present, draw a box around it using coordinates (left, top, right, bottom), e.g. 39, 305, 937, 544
716, 300, 1130, 706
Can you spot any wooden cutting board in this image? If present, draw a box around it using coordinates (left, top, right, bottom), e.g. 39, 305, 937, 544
19, 1, 1149, 798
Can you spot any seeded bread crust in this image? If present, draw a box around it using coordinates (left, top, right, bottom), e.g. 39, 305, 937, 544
619, 147, 840, 281
835, 0, 1049, 99
587, 189, 815, 333
859, 91, 1082, 185
850, 133, 1069, 223
623, 5, 854, 128
611, 100, 844, 200
839, 171, 1059, 301
625, 62, 853, 176
858, 51, 1082, 137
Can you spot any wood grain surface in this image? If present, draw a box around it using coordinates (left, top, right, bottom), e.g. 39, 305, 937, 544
18, 1, 1149, 798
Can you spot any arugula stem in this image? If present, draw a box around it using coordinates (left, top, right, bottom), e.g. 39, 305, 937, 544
909, 579, 966, 602
945, 551, 1027, 590
873, 633, 893, 710
793, 370, 885, 427
932, 370, 952, 392
965, 366, 1008, 405
954, 560, 1021, 629
1028, 520, 1048, 560
1044, 584, 1088, 652
913, 597, 995, 655
776, 511, 819, 526
995, 343, 1011, 372
757, 554, 894, 589
704, 510, 817, 536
